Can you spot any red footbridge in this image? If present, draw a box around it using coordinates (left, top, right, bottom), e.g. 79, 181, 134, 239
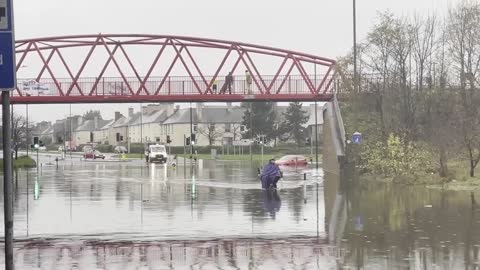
10, 34, 337, 104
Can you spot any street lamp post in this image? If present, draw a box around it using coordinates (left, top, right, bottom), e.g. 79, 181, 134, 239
353, 0, 358, 94
26, 104, 29, 157
314, 64, 319, 170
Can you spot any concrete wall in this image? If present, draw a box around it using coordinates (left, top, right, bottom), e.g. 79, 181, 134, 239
322, 94, 348, 246
322, 96, 346, 175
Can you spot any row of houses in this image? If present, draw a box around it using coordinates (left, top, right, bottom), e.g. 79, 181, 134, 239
32, 103, 325, 148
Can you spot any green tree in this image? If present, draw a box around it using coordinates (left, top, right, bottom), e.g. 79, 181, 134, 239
280, 102, 309, 145
241, 102, 277, 141
83, 110, 102, 120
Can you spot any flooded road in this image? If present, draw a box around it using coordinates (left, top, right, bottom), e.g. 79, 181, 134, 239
0, 156, 479, 269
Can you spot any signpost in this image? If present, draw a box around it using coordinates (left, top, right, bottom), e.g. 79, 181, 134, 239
0, 0, 15, 268
352, 132, 362, 145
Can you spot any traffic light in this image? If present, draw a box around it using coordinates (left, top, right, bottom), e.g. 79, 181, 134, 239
190, 133, 196, 145
33, 136, 39, 145
186, 137, 191, 146
166, 135, 172, 144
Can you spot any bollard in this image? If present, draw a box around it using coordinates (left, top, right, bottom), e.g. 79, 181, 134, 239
55, 157, 59, 168
304, 173, 307, 180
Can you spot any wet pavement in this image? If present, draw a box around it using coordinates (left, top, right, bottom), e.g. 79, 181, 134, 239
0, 156, 480, 269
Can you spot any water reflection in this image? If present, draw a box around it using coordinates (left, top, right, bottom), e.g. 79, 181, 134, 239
340, 182, 480, 269
2, 238, 341, 269
8, 155, 480, 268
261, 190, 281, 218
2, 158, 325, 241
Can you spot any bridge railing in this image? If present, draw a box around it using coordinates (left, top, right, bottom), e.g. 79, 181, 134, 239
14, 74, 336, 97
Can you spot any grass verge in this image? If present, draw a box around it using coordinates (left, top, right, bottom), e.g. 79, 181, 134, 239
0, 155, 37, 169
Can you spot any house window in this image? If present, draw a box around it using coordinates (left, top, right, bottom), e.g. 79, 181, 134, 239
240, 125, 246, 132
116, 133, 120, 142
193, 124, 198, 133
156, 137, 160, 143
225, 123, 231, 133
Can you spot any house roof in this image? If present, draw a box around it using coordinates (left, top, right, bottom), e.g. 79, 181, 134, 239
40, 126, 54, 135
100, 119, 115, 130
75, 119, 112, 132
162, 107, 245, 125
129, 109, 169, 126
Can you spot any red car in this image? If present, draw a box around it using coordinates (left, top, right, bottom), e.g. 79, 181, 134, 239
83, 150, 105, 159
275, 155, 308, 166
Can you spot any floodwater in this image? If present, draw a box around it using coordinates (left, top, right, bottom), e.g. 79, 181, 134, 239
0, 155, 479, 269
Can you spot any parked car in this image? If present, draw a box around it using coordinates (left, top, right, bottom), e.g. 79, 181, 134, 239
84, 150, 105, 159
114, 145, 128, 154
275, 155, 308, 166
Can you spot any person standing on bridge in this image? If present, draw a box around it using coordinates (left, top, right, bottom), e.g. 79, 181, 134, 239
212, 79, 218, 94
245, 70, 252, 94
223, 72, 234, 94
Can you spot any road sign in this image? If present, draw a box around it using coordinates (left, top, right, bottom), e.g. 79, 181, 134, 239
0, 0, 15, 91
352, 132, 362, 145
0, 0, 12, 31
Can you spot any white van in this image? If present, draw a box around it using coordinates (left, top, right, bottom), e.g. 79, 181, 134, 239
145, 144, 168, 163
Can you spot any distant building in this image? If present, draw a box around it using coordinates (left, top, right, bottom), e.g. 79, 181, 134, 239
31, 102, 325, 149
72, 117, 112, 145
161, 103, 246, 146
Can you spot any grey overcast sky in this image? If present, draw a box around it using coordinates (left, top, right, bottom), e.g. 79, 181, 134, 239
11, 0, 460, 122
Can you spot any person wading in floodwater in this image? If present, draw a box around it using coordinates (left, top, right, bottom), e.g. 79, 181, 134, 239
260, 159, 283, 189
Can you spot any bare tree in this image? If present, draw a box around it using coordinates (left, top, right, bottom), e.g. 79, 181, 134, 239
11, 114, 29, 160
198, 124, 223, 146
412, 13, 438, 91
362, 12, 398, 140
447, 0, 480, 177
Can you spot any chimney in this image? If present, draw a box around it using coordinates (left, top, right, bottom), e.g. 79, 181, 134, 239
196, 103, 203, 121
77, 116, 83, 127
227, 102, 232, 112
166, 103, 174, 116
115, 112, 122, 121
94, 116, 98, 130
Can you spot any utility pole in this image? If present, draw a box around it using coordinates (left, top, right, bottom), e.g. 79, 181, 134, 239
353, 0, 358, 94
314, 64, 319, 169
1, 2, 17, 268
314, 101, 319, 170
249, 103, 253, 161
69, 104, 72, 160
26, 104, 29, 157
63, 116, 67, 157
140, 103, 143, 159
2, 91, 14, 270
190, 103, 194, 161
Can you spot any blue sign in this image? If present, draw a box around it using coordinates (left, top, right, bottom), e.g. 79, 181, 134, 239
0, 0, 16, 91
352, 132, 362, 145
0, 32, 15, 89
0, 0, 13, 31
